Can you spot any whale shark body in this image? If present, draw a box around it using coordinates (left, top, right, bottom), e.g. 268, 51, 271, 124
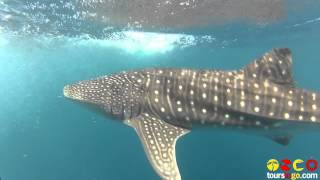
63, 48, 320, 180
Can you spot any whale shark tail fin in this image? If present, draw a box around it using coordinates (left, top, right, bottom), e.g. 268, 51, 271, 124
243, 48, 295, 87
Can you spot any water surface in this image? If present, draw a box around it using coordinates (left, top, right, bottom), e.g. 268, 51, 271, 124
0, 0, 320, 179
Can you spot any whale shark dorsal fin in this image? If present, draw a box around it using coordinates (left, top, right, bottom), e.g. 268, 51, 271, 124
125, 114, 189, 180
243, 48, 295, 87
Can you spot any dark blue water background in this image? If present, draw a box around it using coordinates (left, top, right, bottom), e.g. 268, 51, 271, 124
0, 0, 320, 179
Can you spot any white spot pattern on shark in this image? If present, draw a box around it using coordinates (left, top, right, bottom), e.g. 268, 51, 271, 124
63, 48, 320, 180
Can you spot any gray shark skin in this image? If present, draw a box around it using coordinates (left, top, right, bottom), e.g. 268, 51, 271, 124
64, 48, 320, 180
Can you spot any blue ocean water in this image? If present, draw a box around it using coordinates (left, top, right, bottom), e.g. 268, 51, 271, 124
0, 1, 320, 180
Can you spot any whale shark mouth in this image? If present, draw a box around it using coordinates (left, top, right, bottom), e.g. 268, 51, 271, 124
63, 85, 84, 101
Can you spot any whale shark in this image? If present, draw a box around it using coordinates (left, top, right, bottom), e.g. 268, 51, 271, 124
63, 48, 320, 180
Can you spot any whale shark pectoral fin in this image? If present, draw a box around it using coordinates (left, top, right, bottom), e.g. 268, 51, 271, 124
125, 114, 190, 180
244, 48, 295, 87
266, 134, 292, 146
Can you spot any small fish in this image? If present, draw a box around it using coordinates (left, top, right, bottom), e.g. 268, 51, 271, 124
64, 48, 320, 180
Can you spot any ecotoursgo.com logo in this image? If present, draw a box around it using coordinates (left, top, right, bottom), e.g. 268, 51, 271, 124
267, 159, 319, 180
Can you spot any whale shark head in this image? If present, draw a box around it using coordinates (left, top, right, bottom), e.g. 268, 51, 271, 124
63, 71, 146, 119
